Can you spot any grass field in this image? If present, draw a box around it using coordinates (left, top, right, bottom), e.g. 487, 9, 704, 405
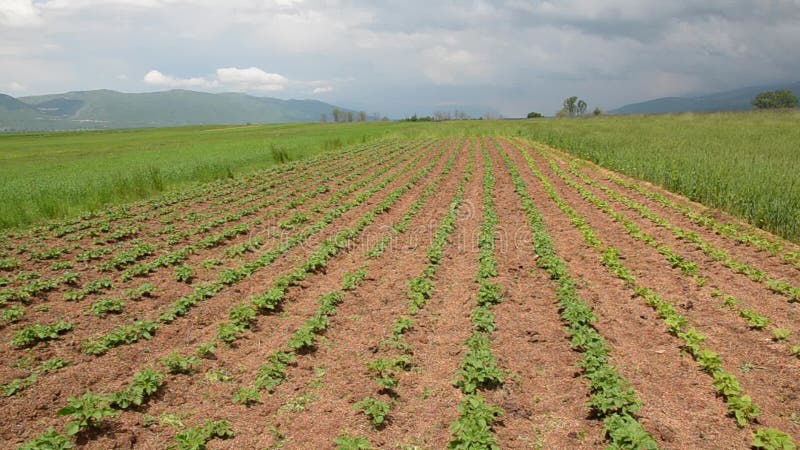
0, 122, 422, 229
1, 110, 798, 244
1, 137, 798, 449
515, 110, 800, 242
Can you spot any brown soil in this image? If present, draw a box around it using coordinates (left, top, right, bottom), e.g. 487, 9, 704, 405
3, 136, 799, 450
506, 140, 800, 446
484, 140, 605, 449
0, 142, 416, 378
0, 139, 446, 446
542, 147, 800, 362
499, 139, 754, 449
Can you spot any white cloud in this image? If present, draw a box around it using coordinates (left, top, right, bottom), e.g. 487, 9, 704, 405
143, 69, 218, 88
0, 0, 41, 26
215, 67, 288, 91
143, 67, 289, 91
312, 86, 333, 94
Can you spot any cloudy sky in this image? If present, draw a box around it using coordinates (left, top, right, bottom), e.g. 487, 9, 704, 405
2, 0, 799, 116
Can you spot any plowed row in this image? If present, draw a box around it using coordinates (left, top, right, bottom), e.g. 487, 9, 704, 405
1, 137, 799, 449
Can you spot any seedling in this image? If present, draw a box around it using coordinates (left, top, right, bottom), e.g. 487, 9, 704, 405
727, 395, 760, 427
111, 368, 165, 409
354, 397, 391, 427
57, 391, 117, 435
772, 328, 791, 341
740, 309, 770, 330
18, 429, 73, 450
90, 298, 125, 317
204, 368, 234, 383
1, 305, 25, 324
255, 351, 296, 392
161, 351, 200, 374
233, 387, 261, 406
752, 428, 796, 450
448, 394, 503, 449
171, 419, 233, 450
12, 321, 73, 348
334, 434, 372, 450
174, 264, 194, 283
228, 303, 257, 329
195, 342, 216, 359
342, 269, 367, 291
723, 296, 739, 308
127, 283, 155, 300
217, 322, 244, 343
82, 321, 157, 355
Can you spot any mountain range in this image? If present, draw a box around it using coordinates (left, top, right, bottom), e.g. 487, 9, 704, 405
3, 81, 799, 132
0, 89, 348, 132
610, 81, 800, 115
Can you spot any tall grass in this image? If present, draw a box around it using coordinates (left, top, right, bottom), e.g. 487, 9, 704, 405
513, 111, 800, 243
270, 146, 290, 164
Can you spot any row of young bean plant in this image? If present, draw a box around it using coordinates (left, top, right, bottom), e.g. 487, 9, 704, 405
77, 142, 437, 358
230, 143, 453, 401
0, 141, 432, 405
0, 138, 403, 306
534, 146, 800, 362
13, 140, 450, 448
447, 141, 505, 449
497, 139, 659, 449
344, 141, 473, 444
0, 140, 401, 303
0, 143, 383, 316
0, 143, 412, 357
536, 144, 800, 303
5, 139, 389, 245
591, 161, 800, 269
512, 140, 795, 449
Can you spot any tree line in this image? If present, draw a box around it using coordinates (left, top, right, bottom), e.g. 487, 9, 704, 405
324, 88, 797, 124
401, 110, 507, 122
322, 109, 389, 123
527, 96, 603, 119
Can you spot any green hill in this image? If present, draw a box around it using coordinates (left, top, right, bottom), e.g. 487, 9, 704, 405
611, 82, 800, 115
0, 93, 75, 132
0, 89, 348, 132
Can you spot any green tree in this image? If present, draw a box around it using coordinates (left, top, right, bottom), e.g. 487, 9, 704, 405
593, 107, 603, 116
526, 112, 543, 118
752, 90, 798, 109
577, 100, 588, 116
562, 96, 578, 117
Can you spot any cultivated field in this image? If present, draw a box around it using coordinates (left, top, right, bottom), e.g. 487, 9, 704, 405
1, 136, 800, 449
0, 122, 415, 229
